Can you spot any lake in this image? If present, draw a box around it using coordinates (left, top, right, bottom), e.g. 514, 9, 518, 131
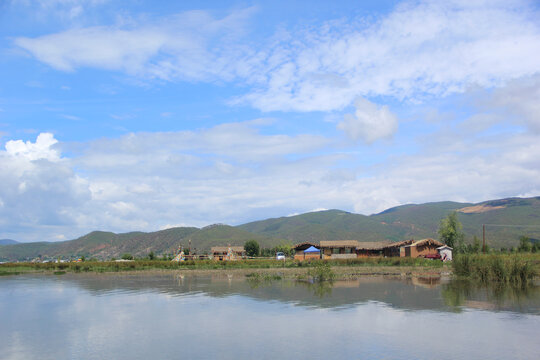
1, 273, 539, 359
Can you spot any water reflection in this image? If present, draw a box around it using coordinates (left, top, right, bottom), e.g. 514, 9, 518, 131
442, 279, 540, 313
295, 279, 334, 297
1, 274, 539, 360
15, 273, 538, 313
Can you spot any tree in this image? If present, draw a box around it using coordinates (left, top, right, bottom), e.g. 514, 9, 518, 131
147, 251, 155, 260
438, 212, 464, 249
471, 236, 481, 253
518, 236, 532, 252
121, 253, 134, 260
244, 240, 260, 257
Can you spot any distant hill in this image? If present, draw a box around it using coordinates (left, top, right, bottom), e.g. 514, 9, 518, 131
0, 239, 19, 246
239, 197, 540, 248
1, 196, 539, 261
238, 209, 407, 242
0, 225, 277, 262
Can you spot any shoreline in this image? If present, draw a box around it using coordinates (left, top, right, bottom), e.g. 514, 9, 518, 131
1, 263, 453, 279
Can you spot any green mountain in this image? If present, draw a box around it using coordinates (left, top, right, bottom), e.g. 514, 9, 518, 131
238, 209, 406, 242
241, 197, 540, 248
1, 196, 539, 261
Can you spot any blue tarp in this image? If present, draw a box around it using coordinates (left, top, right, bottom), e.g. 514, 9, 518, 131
304, 246, 320, 253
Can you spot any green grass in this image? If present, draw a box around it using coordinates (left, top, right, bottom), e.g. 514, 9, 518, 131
452, 254, 538, 284
0, 257, 445, 275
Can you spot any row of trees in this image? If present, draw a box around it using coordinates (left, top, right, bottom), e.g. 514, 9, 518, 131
244, 240, 293, 257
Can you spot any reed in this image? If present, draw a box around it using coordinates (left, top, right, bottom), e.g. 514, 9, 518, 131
452, 254, 537, 284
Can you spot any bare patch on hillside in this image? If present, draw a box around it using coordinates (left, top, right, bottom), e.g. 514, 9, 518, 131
458, 204, 505, 213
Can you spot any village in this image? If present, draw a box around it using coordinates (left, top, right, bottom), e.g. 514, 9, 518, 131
171, 238, 453, 262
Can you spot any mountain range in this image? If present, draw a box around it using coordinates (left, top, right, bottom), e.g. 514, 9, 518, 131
1, 196, 539, 261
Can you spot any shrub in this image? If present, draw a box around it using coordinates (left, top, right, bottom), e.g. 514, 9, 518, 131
307, 261, 335, 282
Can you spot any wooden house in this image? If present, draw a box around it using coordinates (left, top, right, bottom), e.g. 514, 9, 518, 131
356, 241, 392, 257
211, 246, 245, 261
320, 240, 359, 259
400, 238, 444, 258
383, 239, 413, 257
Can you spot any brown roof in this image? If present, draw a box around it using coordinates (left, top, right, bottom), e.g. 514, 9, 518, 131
356, 241, 392, 250
320, 240, 359, 248
293, 242, 319, 251
211, 246, 245, 253
384, 239, 414, 248
407, 238, 444, 247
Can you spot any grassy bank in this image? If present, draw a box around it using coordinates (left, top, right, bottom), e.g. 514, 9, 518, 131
452, 254, 539, 284
0, 257, 444, 276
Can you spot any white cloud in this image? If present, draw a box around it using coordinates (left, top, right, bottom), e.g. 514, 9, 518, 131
13, 1, 540, 113
241, 0, 540, 111
14, 7, 256, 80
0, 133, 91, 239
483, 75, 540, 132
338, 98, 398, 143
2, 109, 540, 242
5, 132, 60, 161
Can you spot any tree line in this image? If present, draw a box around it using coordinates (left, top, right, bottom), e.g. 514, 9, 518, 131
438, 212, 539, 254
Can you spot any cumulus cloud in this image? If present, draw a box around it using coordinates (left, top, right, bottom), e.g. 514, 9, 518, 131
5, 132, 60, 161
1, 108, 540, 243
0, 133, 91, 239
338, 98, 398, 143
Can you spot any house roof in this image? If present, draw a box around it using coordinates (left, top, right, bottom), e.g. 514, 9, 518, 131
293, 242, 319, 251
320, 240, 359, 248
356, 241, 392, 250
405, 238, 444, 247
211, 246, 245, 253
437, 245, 453, 250
384, 239, 414, 248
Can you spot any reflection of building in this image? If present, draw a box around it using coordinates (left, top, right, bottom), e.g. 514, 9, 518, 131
293, 242, 321, 260
211, 246, 245, 261
401, 239, 444, 258
411, 276, 442, 289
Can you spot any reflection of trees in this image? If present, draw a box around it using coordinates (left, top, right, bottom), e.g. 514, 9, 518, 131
295, 280, 334, 298
442, 279, 539, 312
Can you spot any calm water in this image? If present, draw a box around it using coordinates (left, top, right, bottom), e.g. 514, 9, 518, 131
1, 273, 539, 360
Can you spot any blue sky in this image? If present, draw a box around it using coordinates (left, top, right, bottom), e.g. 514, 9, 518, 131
1, 0, 539, 242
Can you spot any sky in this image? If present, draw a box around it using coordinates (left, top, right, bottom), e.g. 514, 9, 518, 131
1, 0, 539, 243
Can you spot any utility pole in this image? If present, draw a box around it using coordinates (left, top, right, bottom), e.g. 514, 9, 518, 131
482, 224, 486, 253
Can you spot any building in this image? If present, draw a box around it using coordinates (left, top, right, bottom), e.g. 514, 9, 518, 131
211, 246, 245, 261
400, 238, 444, 258
320, 240, 359, 259
383, 239, 414, 257
293, 242, 321, 260
356, 242, 391, 257
437, 245, 453, 261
